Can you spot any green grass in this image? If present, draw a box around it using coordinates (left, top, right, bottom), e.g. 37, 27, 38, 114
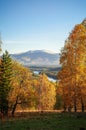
0, 112, 86, 130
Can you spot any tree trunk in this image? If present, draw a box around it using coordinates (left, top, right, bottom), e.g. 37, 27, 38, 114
81, 97, 84, 112
11, 96, 18, 116
63, 103, 66, 112
74, 96, 77, 112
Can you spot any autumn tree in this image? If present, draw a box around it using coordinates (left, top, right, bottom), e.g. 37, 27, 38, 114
79, 19, 86, 111
58, 22, 86, 112
36, 73, 56, 110
9, 61, 34, 115
54, 82, 63, 109
0, 50, 12, 115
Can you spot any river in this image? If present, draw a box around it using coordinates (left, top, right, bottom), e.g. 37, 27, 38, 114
33, 71, 56, 82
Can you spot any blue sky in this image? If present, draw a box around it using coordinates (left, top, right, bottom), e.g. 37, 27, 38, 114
0, 0, 86, 54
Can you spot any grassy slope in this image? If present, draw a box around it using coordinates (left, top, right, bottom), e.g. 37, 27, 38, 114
0, 112, 86, 130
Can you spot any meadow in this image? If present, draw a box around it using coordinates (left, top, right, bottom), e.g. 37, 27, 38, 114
0, 111, 86, 130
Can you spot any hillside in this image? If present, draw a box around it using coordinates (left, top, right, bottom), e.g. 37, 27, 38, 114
11, 50, 60, 66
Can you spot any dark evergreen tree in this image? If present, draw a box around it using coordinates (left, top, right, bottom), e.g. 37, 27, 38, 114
0, 50, 12, 115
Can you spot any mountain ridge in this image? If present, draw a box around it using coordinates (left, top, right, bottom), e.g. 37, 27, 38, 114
11, 50, 60, 66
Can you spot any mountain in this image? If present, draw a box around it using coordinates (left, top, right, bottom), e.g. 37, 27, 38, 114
11, 50, 60, 66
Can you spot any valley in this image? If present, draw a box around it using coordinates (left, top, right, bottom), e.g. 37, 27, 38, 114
29, 65, 61, 81
11, 50, 61, 81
